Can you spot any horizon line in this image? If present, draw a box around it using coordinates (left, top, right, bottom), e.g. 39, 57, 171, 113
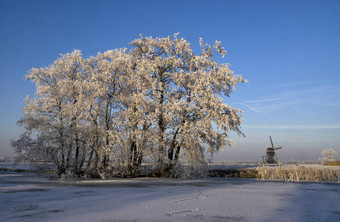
242, 124, 340, 130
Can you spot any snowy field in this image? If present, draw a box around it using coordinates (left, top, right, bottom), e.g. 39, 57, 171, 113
1, 172, 340, 222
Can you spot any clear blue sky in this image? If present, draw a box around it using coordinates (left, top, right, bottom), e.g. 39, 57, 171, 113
1, 0, 339, 161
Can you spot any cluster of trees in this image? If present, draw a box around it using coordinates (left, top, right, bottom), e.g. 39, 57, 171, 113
12, 34, 246, 177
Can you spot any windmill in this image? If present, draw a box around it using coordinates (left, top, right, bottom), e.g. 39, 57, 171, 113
262, 136, 282, 164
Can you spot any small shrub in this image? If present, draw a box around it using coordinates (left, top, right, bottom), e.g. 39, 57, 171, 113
58, 170, 77, 182
170, 163, 208, 179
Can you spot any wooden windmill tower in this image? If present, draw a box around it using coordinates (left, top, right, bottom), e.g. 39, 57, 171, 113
262, 136, 282, 164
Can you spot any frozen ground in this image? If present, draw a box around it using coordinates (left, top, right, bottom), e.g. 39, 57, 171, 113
0, 172, 339, 222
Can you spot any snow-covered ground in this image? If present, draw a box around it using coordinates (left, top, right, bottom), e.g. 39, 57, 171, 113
0, 172, 339, 222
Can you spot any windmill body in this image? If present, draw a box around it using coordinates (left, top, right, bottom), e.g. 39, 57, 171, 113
262, 136, 282, 164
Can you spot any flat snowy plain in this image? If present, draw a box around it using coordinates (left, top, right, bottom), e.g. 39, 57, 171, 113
0, 172, 339, 222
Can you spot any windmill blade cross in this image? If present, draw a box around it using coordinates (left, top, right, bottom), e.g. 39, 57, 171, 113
269, 136, 274, 148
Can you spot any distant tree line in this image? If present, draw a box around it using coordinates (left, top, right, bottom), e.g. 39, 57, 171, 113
12, 34, 246, 177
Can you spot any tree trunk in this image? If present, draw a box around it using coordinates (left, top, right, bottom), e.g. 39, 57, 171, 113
87, 149, 94, 171
168, 127, 180, 161
158, 73, 165, 165
74, 133, 80, 172
174, 145, 181, 162
103, 98, 112, 168
65, 141, 73, 169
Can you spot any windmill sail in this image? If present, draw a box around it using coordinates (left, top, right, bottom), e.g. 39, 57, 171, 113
269, 136, 274, 148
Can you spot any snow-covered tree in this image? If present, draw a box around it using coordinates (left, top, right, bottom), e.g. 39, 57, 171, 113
87, 49, 157, 177
112, 52, 157, 176
14, 50, 87, 175
130, 34, 246, 174
83, 49, 125, 176
319, 148, 338, 164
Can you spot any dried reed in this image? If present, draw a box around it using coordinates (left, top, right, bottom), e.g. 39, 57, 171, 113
256, 164, 340, 183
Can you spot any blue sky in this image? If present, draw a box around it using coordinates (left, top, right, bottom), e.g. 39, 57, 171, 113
1, 0, 339, 161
